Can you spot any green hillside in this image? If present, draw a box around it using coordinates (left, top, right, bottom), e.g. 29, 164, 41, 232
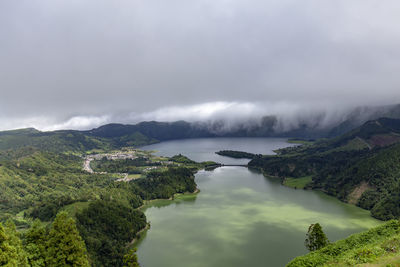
0, 129, 113, 152
249, 118, 400, 220
287, 220, 400, 266
0, 145, 203, 266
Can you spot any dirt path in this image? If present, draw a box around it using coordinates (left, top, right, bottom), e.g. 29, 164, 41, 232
83, 157, 94, 173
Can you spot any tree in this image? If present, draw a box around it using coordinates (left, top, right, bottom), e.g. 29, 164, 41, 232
123, 247, 140, 267
24, 220, 47, 267
304, 223, 329, 251
0, 221, 28, 266
76, 200, 146, 266
46, 212, 90, 267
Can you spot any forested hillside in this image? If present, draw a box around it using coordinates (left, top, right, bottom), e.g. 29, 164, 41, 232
2, 104, 400, 154
249, 118, 400, 220
0, 143, 202, 266
3, 117, 400, 266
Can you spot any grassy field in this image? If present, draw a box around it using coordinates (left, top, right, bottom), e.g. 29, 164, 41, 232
283, 176, 313, 189
287, 138, 314, 145
139, 190, 200, 212
127, 174, 142, 179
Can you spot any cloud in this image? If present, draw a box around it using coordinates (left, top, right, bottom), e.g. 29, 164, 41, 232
0, 115, 110, 131
40, 115, 111, 131
0, 101, 350, 131
0, 0, 399, 130
130, 102, 264, 122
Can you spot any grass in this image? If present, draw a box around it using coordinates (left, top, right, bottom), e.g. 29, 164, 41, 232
283, 176, 313, 189
287, 220, 400, 267
127, 174, 142, 179
287, 138, 314, 145
139, 190, 199, 212
358, 255, 400, 266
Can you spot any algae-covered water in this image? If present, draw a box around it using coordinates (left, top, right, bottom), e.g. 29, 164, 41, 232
138, 138, 380, 267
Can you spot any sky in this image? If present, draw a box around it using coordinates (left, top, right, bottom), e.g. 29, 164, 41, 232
0, 0, 400, 131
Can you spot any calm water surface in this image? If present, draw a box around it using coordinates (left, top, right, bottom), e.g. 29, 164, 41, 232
138, 138, 380, 267
142, 137, 293, 164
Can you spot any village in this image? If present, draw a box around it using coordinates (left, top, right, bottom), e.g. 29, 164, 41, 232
83, 149, 175, 182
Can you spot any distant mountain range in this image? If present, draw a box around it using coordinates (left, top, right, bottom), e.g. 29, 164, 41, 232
1, 103, 400, 152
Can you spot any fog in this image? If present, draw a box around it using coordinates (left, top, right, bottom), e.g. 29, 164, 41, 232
1, 0, 400, 131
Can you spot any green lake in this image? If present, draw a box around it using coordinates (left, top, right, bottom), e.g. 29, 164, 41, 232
138, 138, 381, 267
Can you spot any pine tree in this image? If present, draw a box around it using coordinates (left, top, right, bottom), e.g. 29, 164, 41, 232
0, 221, 28, 266
24, 220, 47, 267
304, 223, 329, 251
46, 212, 90, 267
123, 247, 140, 267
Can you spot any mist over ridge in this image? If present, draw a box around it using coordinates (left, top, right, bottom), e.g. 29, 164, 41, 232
2, 102, 398, 140
1, 0, 400, 131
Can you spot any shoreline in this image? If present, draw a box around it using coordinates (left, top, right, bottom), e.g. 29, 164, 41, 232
129, 223, 151, 247
138, 188, 200, 212
132, 188, 201, 247
258, 169, 383, 221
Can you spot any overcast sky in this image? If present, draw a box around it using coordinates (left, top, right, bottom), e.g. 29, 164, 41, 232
1, 0, 400, 130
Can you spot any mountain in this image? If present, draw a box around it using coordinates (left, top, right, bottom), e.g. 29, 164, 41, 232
249, 117, 400, 220
326, 103, 400, 137
83, 103, 400, 140
0, 129, 112, 153
0, 122, 215, 154
85, 121, 215, 144
1, 103, 400, 153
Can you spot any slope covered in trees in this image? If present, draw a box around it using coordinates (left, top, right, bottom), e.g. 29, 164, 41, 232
76, 200, 146, 267
215, 150, 257, 159
0, 142, 201, 266
2, 105, 400, 154
1, 213, 91, 267
249, 118, 400, 220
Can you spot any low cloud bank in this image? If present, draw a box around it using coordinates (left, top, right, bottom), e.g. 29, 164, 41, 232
2, 101, 397, 135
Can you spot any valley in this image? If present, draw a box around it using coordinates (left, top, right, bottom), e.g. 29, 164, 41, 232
1, 118, 400, 266
3, 2, 399, 266
136, 139, 380, 267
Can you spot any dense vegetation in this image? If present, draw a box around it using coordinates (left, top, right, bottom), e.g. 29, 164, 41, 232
170, 154, 197, 164
0, 212, 90, 267
91, 157, 160, 174
0, 149, 114, 223
215, 150, 258, 159
0, 136, 202, 266
132, 167, 197, 199
287, 220, 400, 266
76, 200, 147, 266
249, 118, 400, 220
0, 129, 113, 153
3, 117, 400, 266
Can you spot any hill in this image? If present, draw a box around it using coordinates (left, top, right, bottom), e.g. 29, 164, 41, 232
0, 129, 113, 153
287, 220, 400, 266
1, 103, 399, 153
1, 102, 400, 153
249, 118, 400, 220
85, 120, 214, 145
0, 146, 202, 266
0, 121, 215, 153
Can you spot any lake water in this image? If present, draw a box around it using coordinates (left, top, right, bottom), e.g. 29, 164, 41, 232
138, 138, 380, 267
141, 137, 294, 164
